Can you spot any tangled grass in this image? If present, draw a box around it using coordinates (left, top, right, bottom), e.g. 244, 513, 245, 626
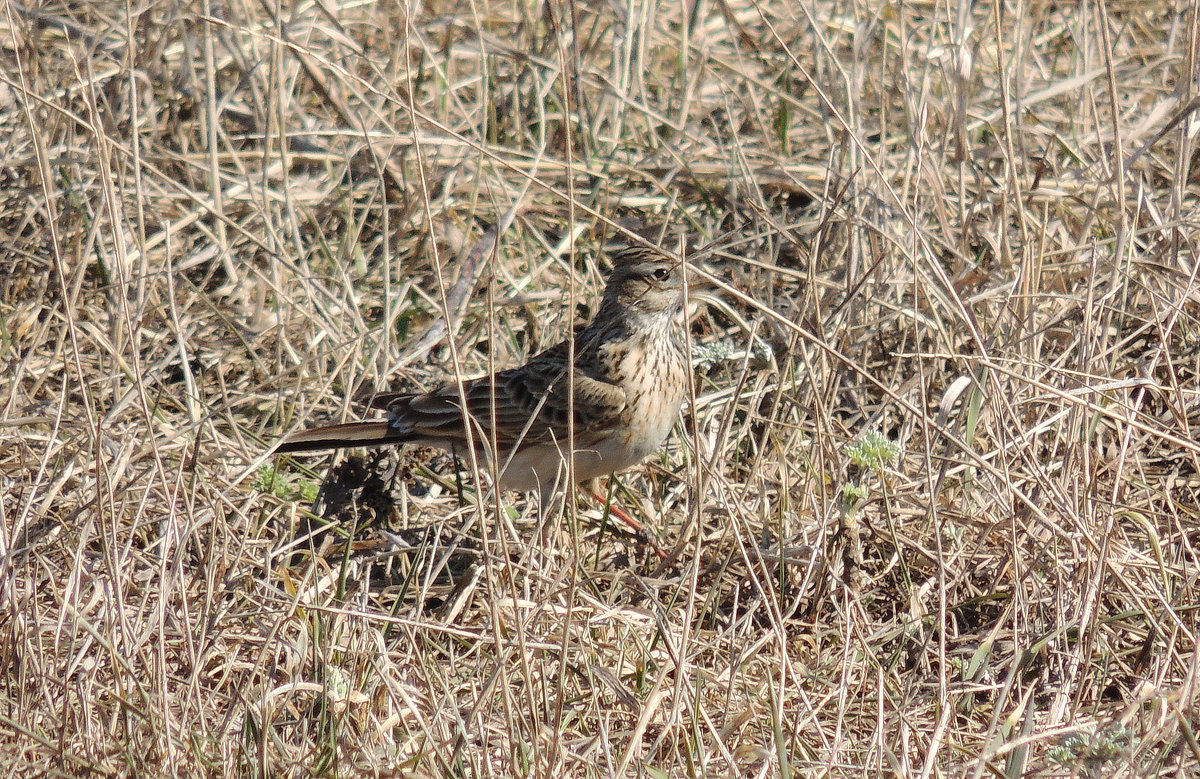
3, 0, 1199, 775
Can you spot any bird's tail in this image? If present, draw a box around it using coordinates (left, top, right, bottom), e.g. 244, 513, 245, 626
272, 421, 407, 454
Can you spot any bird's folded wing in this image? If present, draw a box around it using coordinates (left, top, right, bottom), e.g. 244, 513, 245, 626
372, 344, 627, 449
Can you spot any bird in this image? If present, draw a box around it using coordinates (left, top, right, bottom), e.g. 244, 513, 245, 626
274, 245, 689, 527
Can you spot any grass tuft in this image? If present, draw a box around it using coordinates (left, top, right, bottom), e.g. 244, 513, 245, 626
2, 0, 1199, 775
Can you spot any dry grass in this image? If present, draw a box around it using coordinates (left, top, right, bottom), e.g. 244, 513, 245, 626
3, 0, 1200, 775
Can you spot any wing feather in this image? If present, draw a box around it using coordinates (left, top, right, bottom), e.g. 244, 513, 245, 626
375, 341, 627, 451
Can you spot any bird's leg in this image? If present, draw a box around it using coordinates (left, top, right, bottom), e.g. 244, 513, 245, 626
536, 473, 666, 560
586, 480, 667, 560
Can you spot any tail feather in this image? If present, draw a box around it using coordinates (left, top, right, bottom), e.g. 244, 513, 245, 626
273, 421, 408, 454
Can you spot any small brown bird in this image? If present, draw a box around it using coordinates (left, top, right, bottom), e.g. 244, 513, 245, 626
274, 246, 689, 513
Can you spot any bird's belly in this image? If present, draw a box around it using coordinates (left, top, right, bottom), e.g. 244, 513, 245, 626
493, 436, 645, 492
494, 400, 679, 491
496, 349, 685, 492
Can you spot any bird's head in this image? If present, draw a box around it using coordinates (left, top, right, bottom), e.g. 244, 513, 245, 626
603, 246, 685, 317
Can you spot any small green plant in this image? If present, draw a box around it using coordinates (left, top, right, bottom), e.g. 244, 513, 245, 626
691, 340, 737, 371
841, 481, 868, 508
837, 430, 902, 592
1048, 725, 1132, 777
843, 430, 901, 473
254, 464, 319, 503
691, 339, 773, 372
840, 430, 901, 514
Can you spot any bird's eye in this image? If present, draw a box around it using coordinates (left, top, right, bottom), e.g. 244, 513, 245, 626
651, 267, 671, 281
